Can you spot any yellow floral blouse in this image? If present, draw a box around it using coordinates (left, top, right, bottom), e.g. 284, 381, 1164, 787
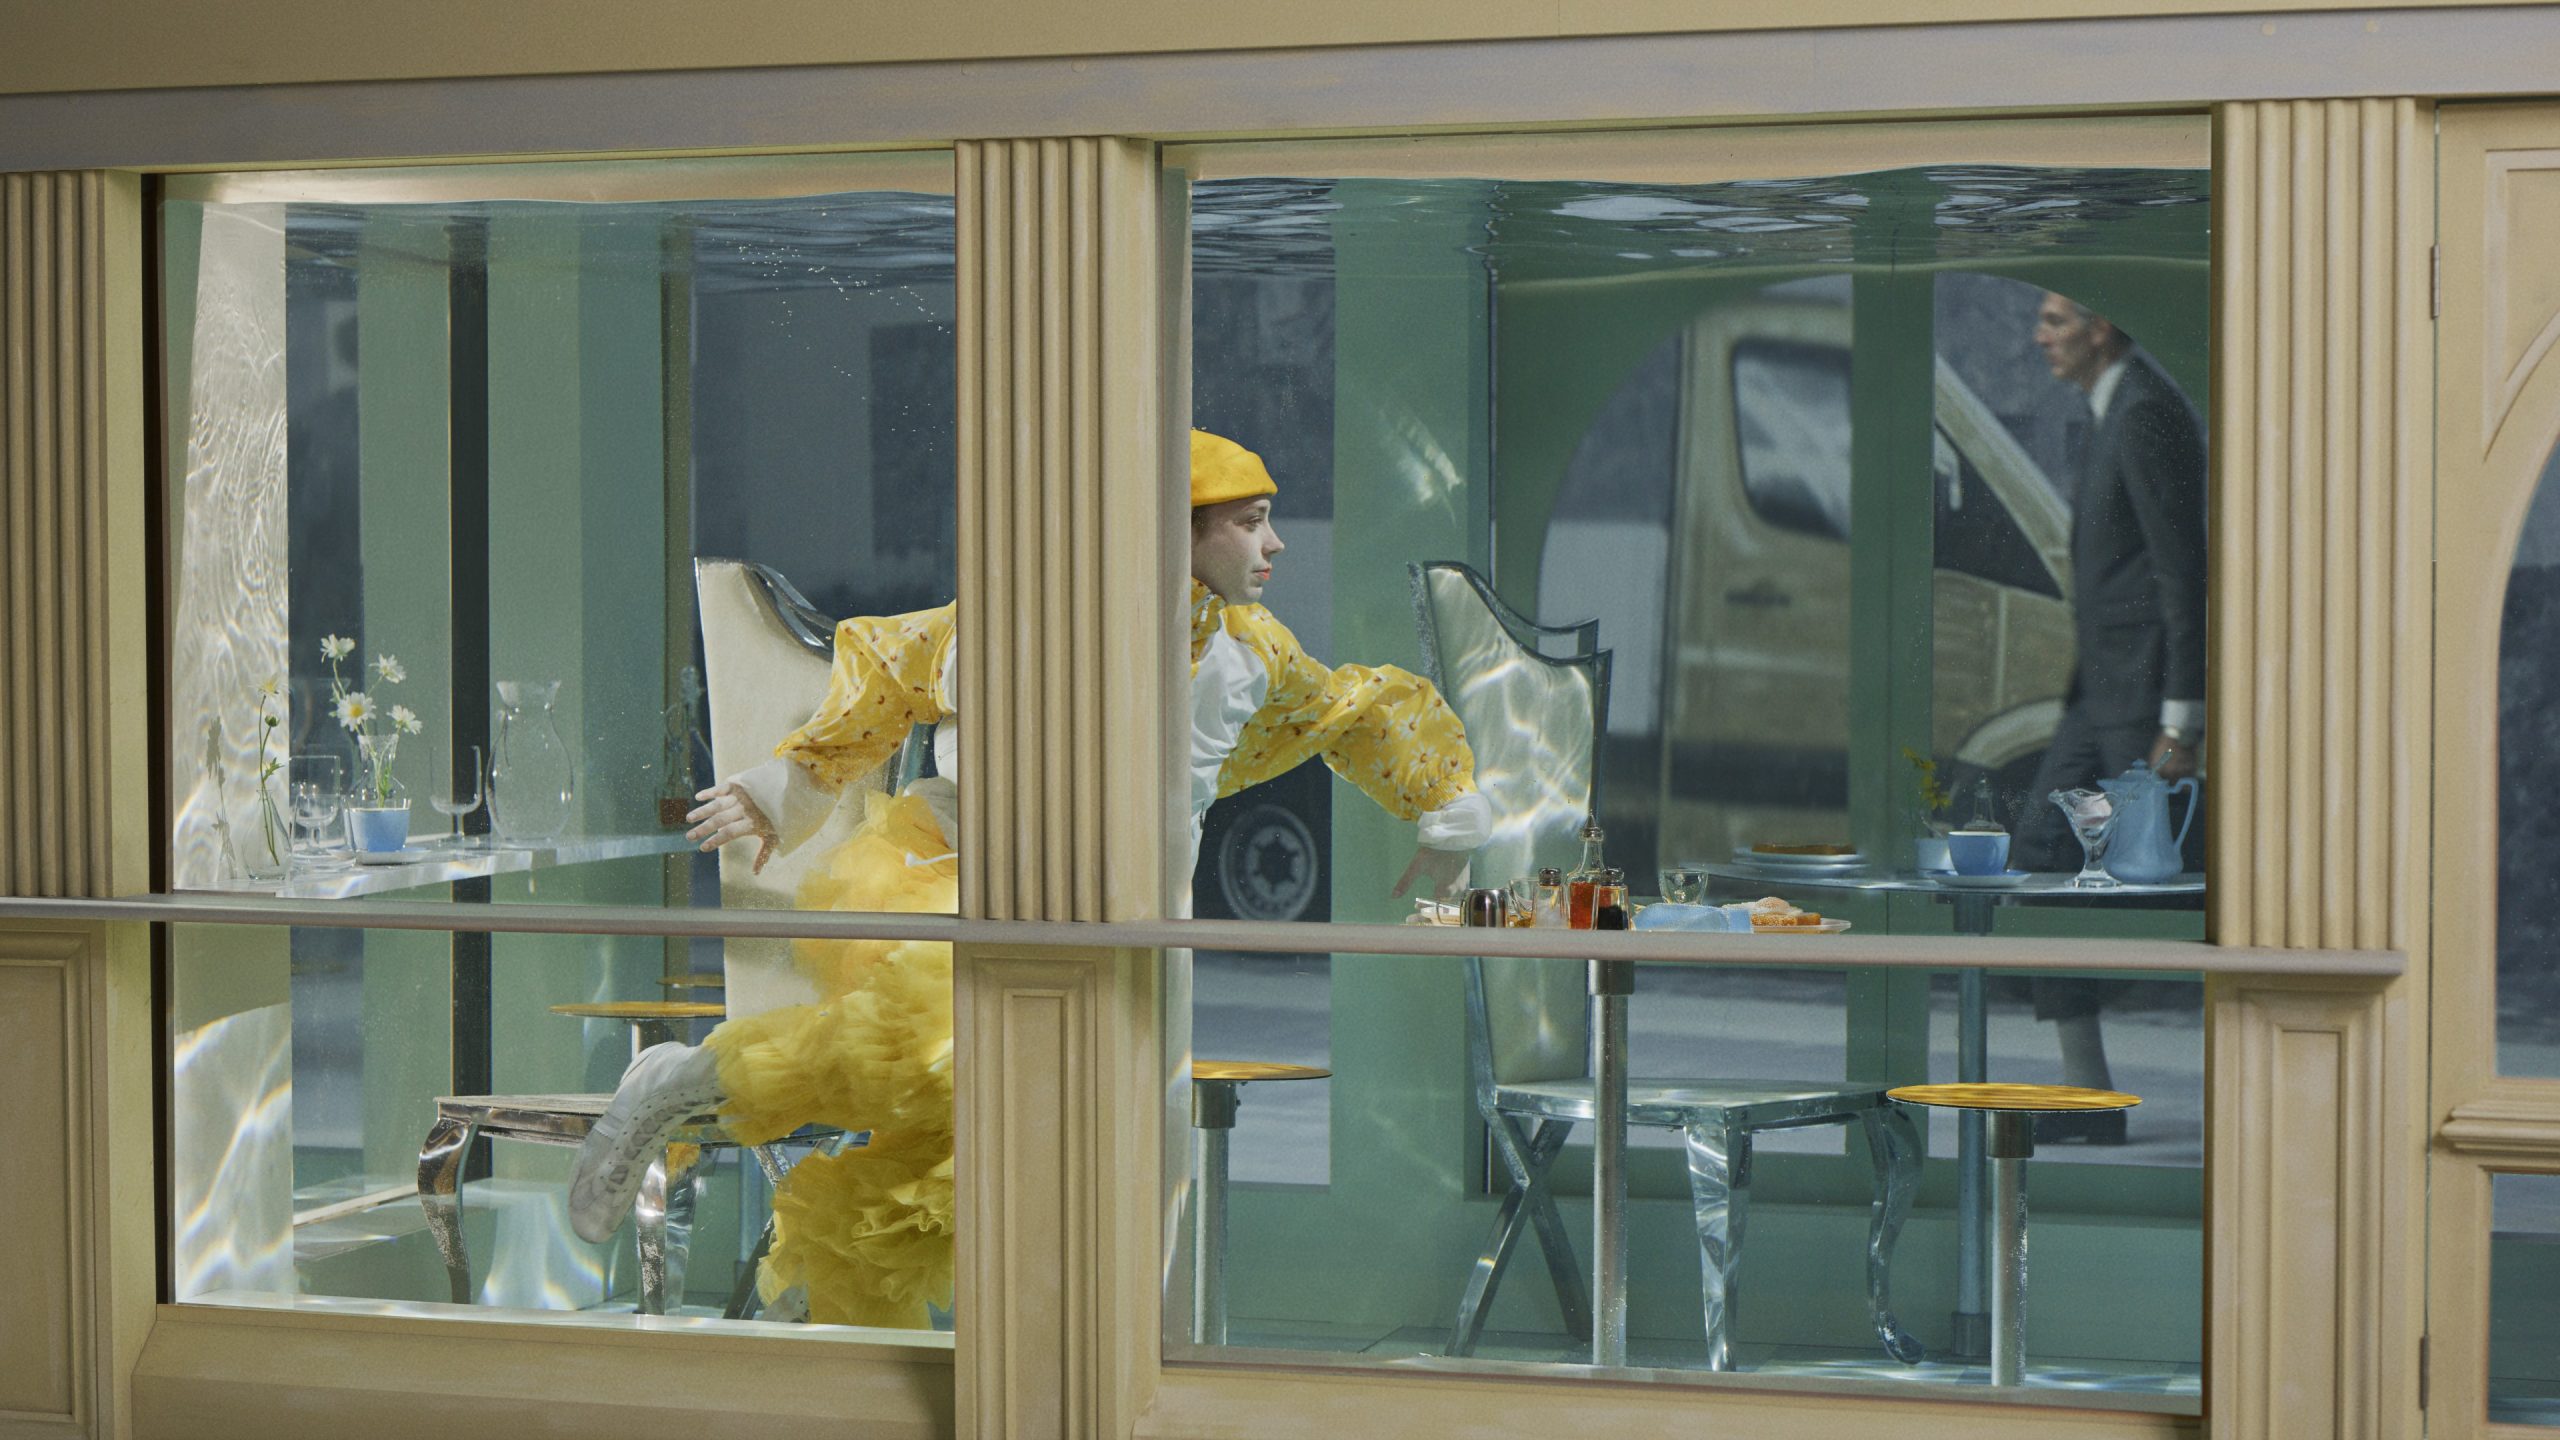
769, 588, 1477, 825
773, 603, 957, 789
1189, 581, 1476, 822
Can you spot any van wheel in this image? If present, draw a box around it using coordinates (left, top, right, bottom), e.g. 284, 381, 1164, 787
1216, 801, 1321, 923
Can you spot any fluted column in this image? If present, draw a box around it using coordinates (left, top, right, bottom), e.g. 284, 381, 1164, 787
2205, 99, 2430, 1440
0, 168, 151, 1440
950, 137, 1175, 1440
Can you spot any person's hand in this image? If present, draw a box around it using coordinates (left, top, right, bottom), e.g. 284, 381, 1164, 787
687, 781, 778, 873
1392, 845, 1470, 903
2149, 730, 2201, 782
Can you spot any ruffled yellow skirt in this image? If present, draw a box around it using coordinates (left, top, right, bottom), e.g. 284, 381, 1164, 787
706, 789, 956, 1328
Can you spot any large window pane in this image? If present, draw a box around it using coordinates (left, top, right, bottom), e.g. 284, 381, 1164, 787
1167, 125, 2206, 1407
171, 919, 957, 1340
162, 157, 958, 914
1168, 950, 2199, 1406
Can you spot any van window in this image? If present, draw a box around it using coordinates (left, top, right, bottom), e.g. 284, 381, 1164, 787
1732, 338, 1852, 541
1933, 427, 2063, 598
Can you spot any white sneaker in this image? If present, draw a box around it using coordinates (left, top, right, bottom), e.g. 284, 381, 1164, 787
568, 1042, 725, 1244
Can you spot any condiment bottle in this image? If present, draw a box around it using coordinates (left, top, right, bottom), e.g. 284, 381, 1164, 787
1533, 867, 1566, 928
1593, 871, 1629, 931
1566, 817, 1607, 930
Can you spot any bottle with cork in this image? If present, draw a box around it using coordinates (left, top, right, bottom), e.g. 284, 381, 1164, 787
1567, 816, 1608, 929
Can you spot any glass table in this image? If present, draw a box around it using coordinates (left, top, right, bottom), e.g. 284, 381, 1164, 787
1700, 863, 2205, 1358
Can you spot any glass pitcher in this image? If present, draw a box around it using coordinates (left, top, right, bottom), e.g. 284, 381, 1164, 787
489, 680, 575, 844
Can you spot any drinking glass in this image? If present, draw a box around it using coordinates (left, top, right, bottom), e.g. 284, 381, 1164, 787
429, 742, 486, 845
2048, 788, 2120, 889
287, 754, 345, 856
1657, 864, 1709, 905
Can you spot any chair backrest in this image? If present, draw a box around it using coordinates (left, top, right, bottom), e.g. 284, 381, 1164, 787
694, 559, 922, 1018
1409, 560, 1610, 1090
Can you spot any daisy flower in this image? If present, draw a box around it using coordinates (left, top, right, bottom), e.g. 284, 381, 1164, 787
321, 635, 354, 662
258, 677, 282, 697
389, 704, 423, 736
334, 691, 373, 730
373, 654, 407, 684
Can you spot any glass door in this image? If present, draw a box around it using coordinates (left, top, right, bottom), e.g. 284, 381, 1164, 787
2433, 101, 2560, 1435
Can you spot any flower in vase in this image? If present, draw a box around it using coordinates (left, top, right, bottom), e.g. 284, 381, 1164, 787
335, 691, 373, 730
389, 704, 423, 736
373, 653, 407, 685
321, 634, 355, 662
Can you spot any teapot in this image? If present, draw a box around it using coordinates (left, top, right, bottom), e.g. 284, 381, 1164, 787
2097, 760, 2199, 884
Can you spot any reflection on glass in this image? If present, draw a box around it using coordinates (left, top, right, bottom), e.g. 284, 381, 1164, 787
1173, 135, 2206, 1404
2494, 1173, 2560, 1424
2500, 443, 2560, 1076
163, 168, 958, 904
172, 920, 951, 1344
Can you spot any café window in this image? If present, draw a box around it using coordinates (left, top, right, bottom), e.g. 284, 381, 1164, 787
1164, 121, 2208, 1406
159, 154, 966, 1336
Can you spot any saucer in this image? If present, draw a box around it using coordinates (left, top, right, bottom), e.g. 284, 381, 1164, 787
350, 847, 433, 867
1938, 870, 2031, 889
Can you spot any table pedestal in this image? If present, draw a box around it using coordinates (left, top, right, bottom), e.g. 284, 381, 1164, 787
1590, 957, 1633, 1368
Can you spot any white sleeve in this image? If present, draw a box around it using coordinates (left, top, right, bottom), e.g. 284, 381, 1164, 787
1416, 790, 1492, 852
727, 756, 836, 853
2159, 699, 2206, 733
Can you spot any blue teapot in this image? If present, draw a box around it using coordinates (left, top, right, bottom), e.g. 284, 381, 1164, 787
2098, 760, 2199, 884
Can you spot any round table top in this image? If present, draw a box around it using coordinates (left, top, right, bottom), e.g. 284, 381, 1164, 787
1704, 862, 2202, 899
548, 1001, 727, 1020
1888, 1082, 2142, 1113
657, 975, 725, 988
1192, 1060, 1331, 1084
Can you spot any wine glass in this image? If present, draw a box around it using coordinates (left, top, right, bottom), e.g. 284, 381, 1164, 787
429, 743, 485, 846
1657, 864, 1709, 905
2048, 787, 2120, 889
287, 754, 345, 857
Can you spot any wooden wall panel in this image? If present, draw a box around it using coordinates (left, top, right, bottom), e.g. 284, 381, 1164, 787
0, 922, 153, 1440
2205, 99, 2430, 1440
954, 947, 1161, 1440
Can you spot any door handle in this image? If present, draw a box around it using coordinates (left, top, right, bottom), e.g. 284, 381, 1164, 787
1723, 581, 1793, 609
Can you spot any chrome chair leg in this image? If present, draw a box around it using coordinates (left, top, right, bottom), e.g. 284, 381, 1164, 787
723, 1144, 790, 1320
636, 1146, 705, 1315
1682, 1119, 1752, 1372
1859, 1104, 1927, 1363
418, 1113, 481, 1305
1449, 1115, 1588, 1356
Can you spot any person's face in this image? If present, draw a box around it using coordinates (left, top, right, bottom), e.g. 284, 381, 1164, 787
1190, 496, 1285, 604
2033, 293, 2118, 391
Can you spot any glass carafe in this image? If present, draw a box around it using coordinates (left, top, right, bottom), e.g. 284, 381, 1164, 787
489, 680, 575, 845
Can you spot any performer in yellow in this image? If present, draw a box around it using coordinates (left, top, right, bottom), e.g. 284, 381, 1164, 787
568, 429, 1489, 1326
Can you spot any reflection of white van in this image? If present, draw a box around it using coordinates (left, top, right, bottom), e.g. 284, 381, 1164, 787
1546, 297, 2077, 863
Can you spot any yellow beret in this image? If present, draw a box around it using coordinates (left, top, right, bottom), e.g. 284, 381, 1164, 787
1190, 429, 1279, 508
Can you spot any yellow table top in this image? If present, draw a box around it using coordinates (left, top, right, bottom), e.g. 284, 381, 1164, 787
1193, 1060, 1331, 1083
548, 1001, 727, 1021
1888, 1082, 2141, 1113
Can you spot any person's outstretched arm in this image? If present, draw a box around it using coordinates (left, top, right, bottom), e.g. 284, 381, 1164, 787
690, 603, 958, 871
1218, 607, 1490, 899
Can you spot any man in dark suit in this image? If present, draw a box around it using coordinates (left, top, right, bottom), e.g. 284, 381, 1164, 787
2013, 291, 2207, 1142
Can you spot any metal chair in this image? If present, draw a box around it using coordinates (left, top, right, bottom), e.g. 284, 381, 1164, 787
1408, 559, 1924, 1370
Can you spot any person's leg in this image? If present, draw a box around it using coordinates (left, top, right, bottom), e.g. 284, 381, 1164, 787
2011, 704, 2104, 873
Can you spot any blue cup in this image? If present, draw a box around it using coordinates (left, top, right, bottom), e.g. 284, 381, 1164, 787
346, 802, 411, 855
1946, 828, 2010, 876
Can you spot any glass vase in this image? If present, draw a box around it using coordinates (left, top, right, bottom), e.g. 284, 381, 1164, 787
490, 679, 576, 845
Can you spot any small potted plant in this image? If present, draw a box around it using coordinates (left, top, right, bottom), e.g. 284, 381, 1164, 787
323, 634, 424, 855
1902, 745, 1954, 873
